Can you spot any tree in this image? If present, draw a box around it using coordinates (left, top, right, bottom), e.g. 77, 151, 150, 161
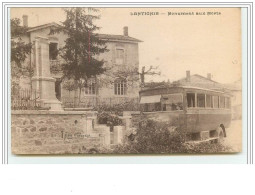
51, 8, 108, 104
105, 65, 161, 88
11, 18, 32, 68
11, 18, 33, 90
140, 66, 161, 86
62, 79, 78, 98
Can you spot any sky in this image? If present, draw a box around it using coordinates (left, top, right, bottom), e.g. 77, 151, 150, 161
10, 7, 241, 84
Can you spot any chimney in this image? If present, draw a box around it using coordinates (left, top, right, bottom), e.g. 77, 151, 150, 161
207, 73, 212, 80
22, 15, 28, 27
123, 26, 128, 36
186, 70, 190, 82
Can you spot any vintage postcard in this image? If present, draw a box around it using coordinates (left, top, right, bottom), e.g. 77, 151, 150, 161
10, 7, 242, 155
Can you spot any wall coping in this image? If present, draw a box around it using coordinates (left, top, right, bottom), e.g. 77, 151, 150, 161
123, 111, 141, 116
11, 110, 98, 115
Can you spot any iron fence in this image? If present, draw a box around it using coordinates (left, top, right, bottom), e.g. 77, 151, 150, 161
62, 96, 140, 111
11, 88, 41, 110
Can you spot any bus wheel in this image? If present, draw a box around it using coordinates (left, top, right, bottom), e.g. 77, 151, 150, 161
216, 127, 224, 143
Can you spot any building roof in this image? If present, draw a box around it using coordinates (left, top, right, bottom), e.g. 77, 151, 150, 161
27, 22, 62, 32
223, 79, 242, 91
26, 22, 142, 43
144, 74, 241, 94
177, 74, 219, 84
144, 74, 226, 91
176, 74, 225, 89
96, 34, 142, 42
140, 84, 229, 95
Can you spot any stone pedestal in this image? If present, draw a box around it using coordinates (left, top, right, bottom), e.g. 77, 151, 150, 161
86, 116, 96, 134
121, 116, 132, 131
32, 36, 62, 111
104, 127, 111, 146
113, 126, 124, 144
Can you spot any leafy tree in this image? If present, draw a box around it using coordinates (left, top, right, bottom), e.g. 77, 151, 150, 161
11, 18, 33, 90
62, 79, 78, 98
51, 8, 108, 104
11, 18, 32, 68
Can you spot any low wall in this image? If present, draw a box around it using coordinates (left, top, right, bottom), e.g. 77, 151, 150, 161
11, 110, 107, 154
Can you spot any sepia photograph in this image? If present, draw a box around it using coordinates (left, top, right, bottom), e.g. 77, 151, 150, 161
10, 7, 242, 155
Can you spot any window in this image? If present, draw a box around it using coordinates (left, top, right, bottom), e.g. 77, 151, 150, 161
206, 94, 213, 108
187, 93, 195, 107
219, 96, 225, 108
115, 48, 124, 65
85, 79, 96, 95
197, 94, 205, 108
114, 79, 127, 95
213, 96, 219, 108
49, 42, 58, 60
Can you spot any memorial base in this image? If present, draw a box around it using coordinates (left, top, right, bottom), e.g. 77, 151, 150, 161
32, 76, 63, 111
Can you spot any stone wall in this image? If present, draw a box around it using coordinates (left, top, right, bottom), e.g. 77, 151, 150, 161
11, 110, 110, 154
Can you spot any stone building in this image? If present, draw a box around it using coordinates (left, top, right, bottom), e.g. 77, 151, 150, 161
15, 15, 142, 109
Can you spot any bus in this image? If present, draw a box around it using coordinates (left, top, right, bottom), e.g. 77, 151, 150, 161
139, 85, 232, 142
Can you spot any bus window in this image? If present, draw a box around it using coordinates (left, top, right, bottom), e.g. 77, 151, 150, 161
144, 104, 149, 112
142, 103, 161, 112
225, 97, 231, 109
155, 103, 161, 111
162, 94, 183, 111
162, 104, 166, 111
197, 94, 205, 107
206, 94, 213, 108
219, 96, 225, 108
187, 93, 195, 108
213, 96, 219, 108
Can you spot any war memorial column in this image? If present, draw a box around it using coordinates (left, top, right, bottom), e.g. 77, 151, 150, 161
31, 36, 63, 111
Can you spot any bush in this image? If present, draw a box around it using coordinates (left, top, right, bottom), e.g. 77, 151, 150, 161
97, 112, 123, 127
111, 119, 186, 154
96, 105, 124, 116
94, 99, 140, 115
110, 118, 233, 154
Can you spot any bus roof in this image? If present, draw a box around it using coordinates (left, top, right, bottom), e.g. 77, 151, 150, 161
140, 85, 231, 95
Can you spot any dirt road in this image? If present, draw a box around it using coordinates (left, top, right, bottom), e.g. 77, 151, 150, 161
224, 119, 242, 152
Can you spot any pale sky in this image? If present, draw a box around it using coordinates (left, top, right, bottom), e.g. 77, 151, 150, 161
11, 7, 241, 83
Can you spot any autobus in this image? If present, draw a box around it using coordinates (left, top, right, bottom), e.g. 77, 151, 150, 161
139, 85, 232, 142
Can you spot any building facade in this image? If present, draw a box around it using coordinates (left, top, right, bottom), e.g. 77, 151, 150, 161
15, 17, 142, 109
